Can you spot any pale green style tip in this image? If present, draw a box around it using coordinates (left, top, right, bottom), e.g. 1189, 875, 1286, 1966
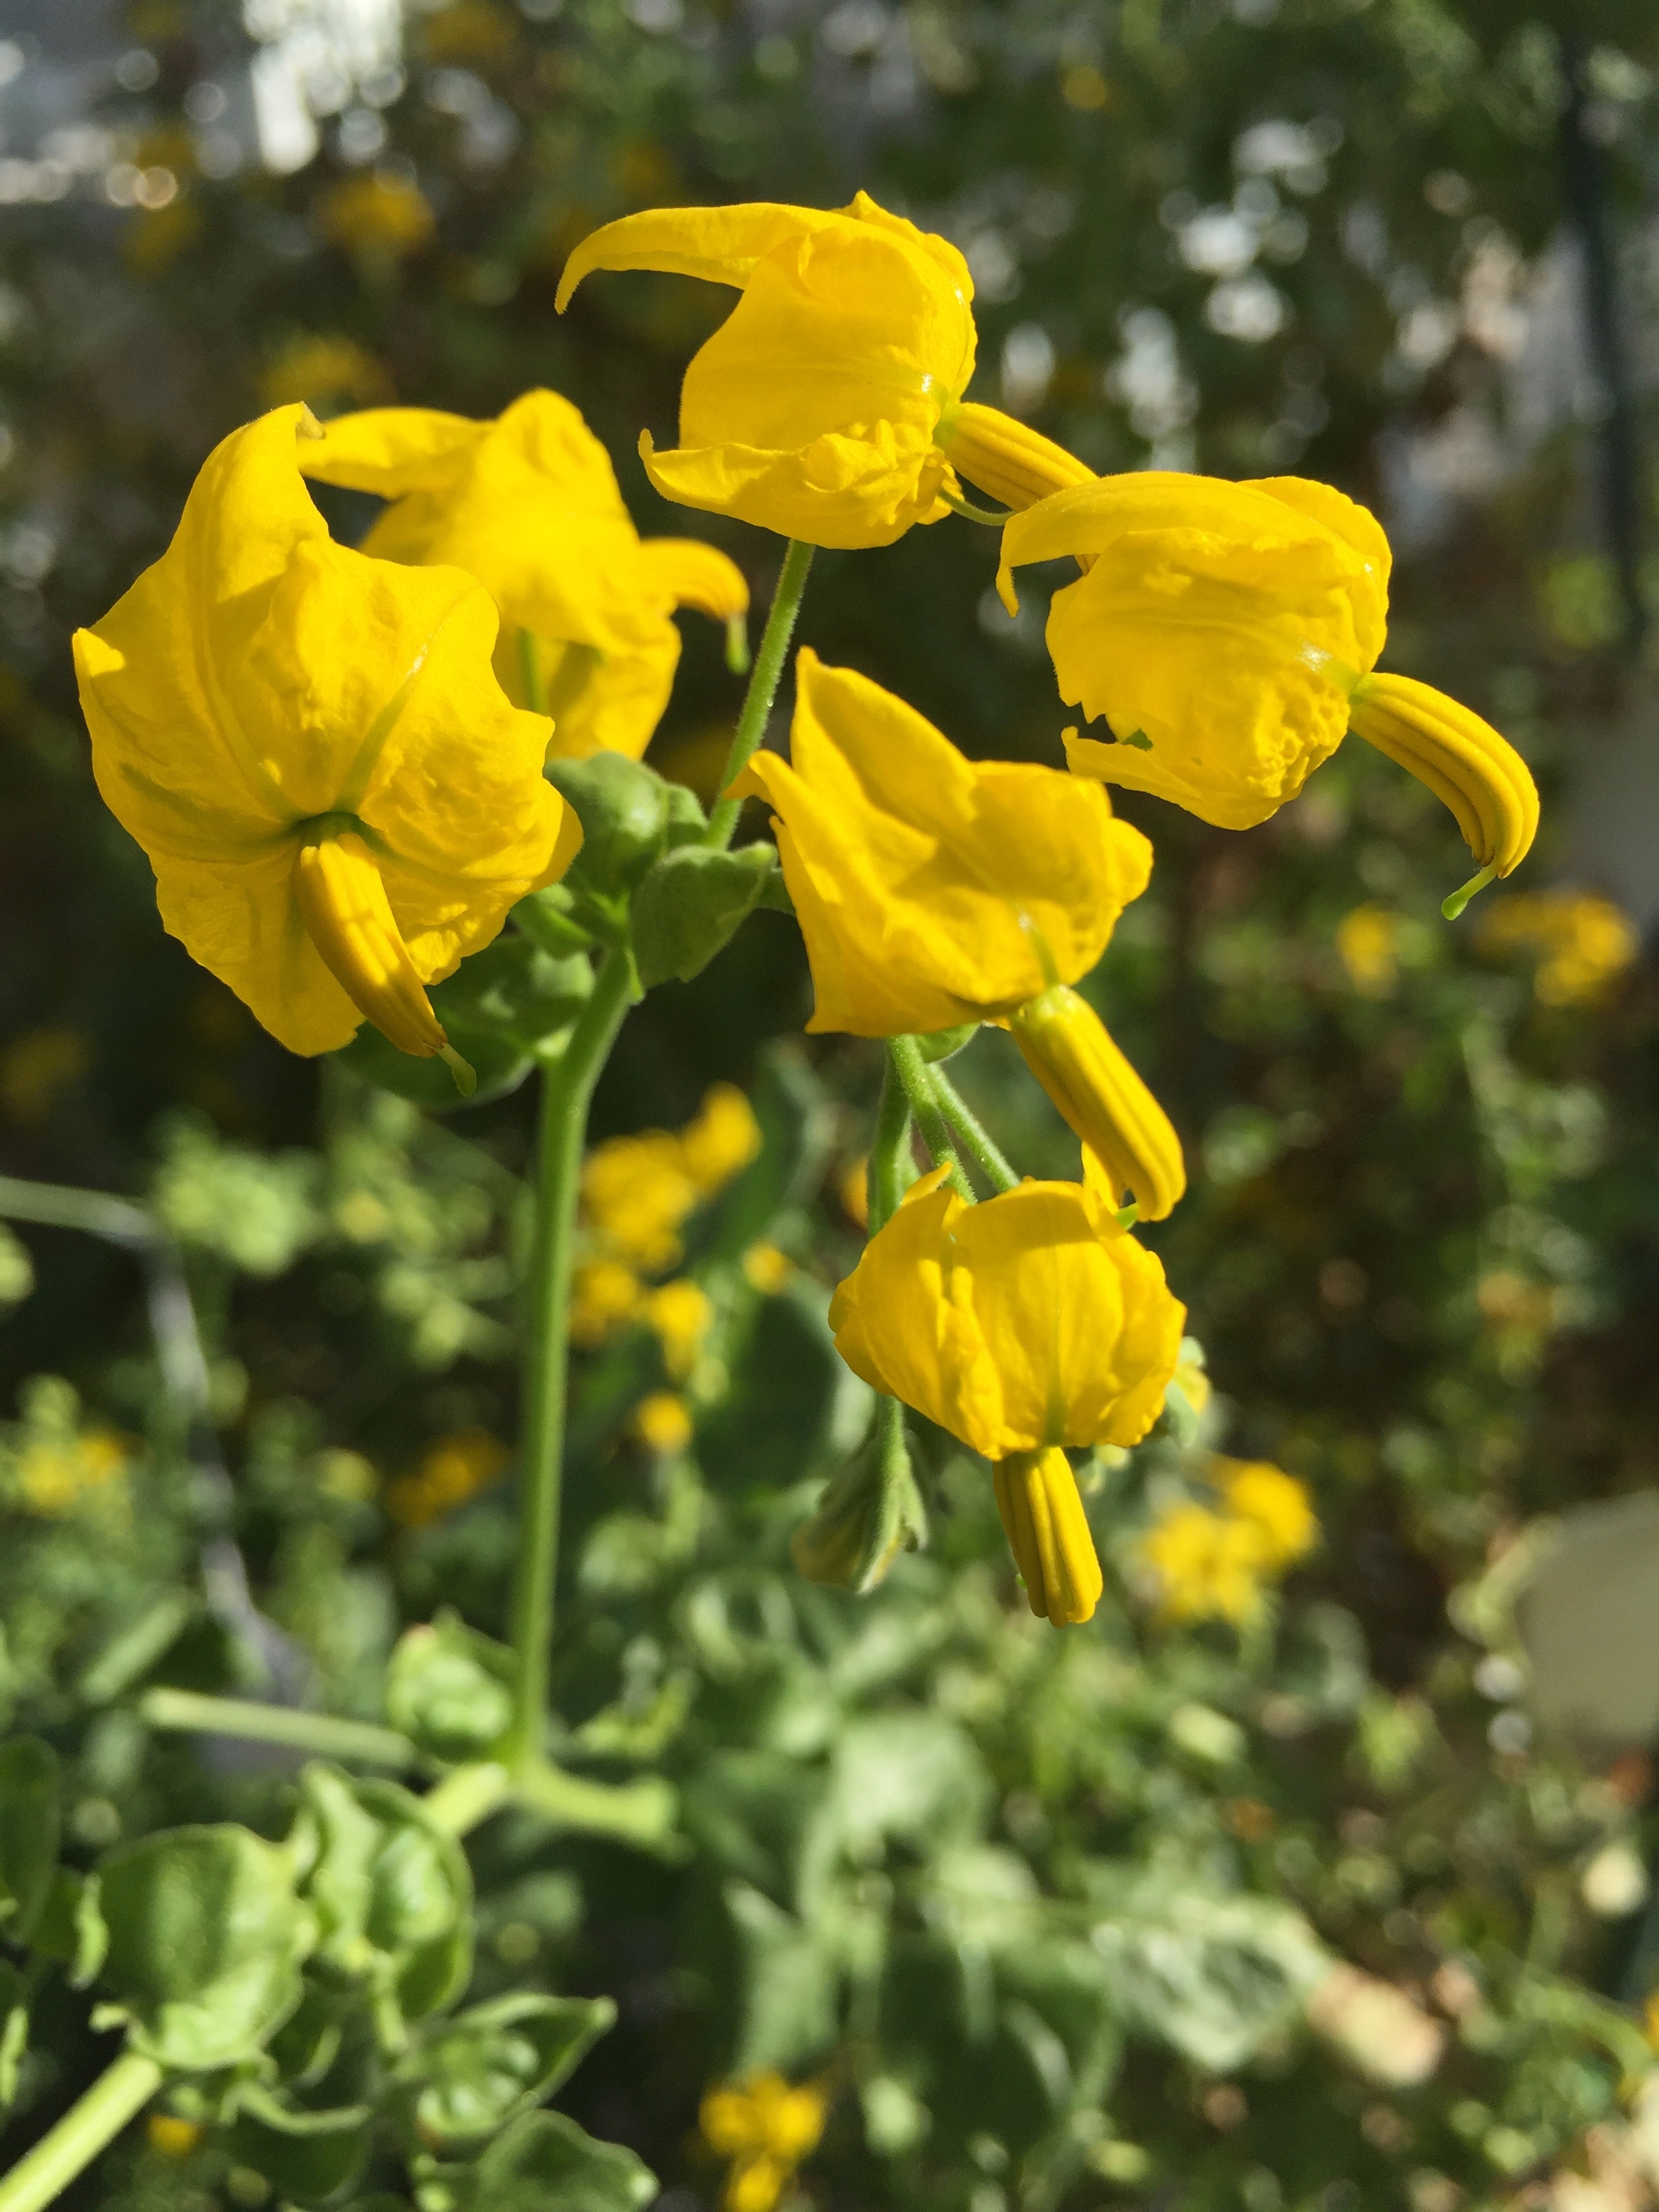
439, 1043, 477, 1098
1441, 861, 1498, 921
725, 614, 751, 676
941, 489, 1012, 528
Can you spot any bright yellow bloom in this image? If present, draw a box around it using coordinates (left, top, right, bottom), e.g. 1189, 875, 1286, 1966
1336, 905, 1400, 997
298, 390, 748, 762
645, 1278, 714, 1380
384, 1429, 508, 1529
73, 407, 577, 1064
742, 1242, 794, 1292
571, 1258, 645, 1347
734, 652, 1153, 1036
1137, 1502, 1267, 1625
1008, 987, 1185, 1221
680, 1082, 762, 1189
582, 1133, 700, 1273
701, 2072, 827, 2212
635, 1391, 693, 1455
832, 1164, 1183, 1622
318, 172, 434, 260
1212, 1456, 1317, 1568
558, 197, 1092, 548
994, 1447, 1106, 1628
998, 474, 1538, 894
1475, 889, 1638, 1007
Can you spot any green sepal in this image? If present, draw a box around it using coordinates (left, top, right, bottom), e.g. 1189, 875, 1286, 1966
632, 842, 783, 990
412, 2110, 657, 2212
0, 1736, 60, 1943
915, 1023, 979, 1065
385, 1613, 516, 1767
30, 1866, 108, 1985
545, 754, 672, 897
228, 2082, 374, 2207
94, 1824, 316, 2071
514, 883, 597, 957
393, 1993, 615, 2154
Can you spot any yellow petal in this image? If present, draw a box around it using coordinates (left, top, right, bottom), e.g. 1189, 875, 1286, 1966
636, 536, 750, 623
935, 401, 1094, 512
294, 405, 484, 497
556, 201, 851, 310
499, 623, 682, 763
153, 845, 363, 1057
993, 1448, 1104, 1625
1008, 986, 1185, 1220
1347, 672, 1538, 889
732, 653, 1147, 1033
642, 425, 956, 552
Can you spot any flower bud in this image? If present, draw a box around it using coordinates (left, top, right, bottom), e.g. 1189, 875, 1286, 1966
993, 1448, 1103, 1626
1008, 985, 1184, 1221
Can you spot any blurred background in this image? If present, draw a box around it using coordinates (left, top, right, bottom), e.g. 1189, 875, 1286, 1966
4, 3, 1659, 2208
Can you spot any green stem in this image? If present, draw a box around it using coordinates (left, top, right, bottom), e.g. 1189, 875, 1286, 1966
504, 946, 635, 1770
705, 539, 815, 851
886, 1038, 972, 1201
930, 1067, 1019, 1193
423, 1761, 512, 1837
0, 2049, 163, 2212
0, 1176, 152, 1249
138, 1689, 417, 1769
867, 1058, 913, 1238
518, 628, 548, 716
941, 489, 1012, 527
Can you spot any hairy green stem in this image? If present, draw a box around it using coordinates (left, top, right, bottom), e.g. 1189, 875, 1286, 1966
504, 947, 635, 1770
0, 2049, 163, 2212
886, 1038, 972, 1201
930, 1066, 1019, 1193
867, 1058, 913, 1238
138, 1689, 415, 1768
705, 539, 815, 850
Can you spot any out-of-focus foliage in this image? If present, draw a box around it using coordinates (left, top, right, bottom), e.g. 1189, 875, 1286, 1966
3, 0, 1659, 2207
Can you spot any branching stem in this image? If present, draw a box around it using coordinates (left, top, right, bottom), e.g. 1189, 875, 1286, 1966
886, 1038, 972, 1201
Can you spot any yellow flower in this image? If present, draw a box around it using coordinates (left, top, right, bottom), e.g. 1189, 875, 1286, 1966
680, 1082, 762, 1189
998, 474, 1538, 895
146, 2115, 204, 2160
73, 407, 577, 1067
384, 1429, 508, 1528
571, 1258, 645, 1347
1212, 1456, 1317, 1568
635, 1391, 693, 1455
742, 1242, 794, 1292
582, 1132, 701, 1272
1008, 987, 1185, 1221
318, 172, 435, 260
260, 333, 392, 415
19, 1427, 129, 1517
299, 390, 748, 762
832, 1164, 1185, 1624
734, 651, 1153, 1036
1137, 1501, 1267, 1625
1336, 905, 1399, 997
645, 1278, 714, 1380
1475, 889, 1638, 1007
557, 196, 1094, 547
701, 2072, 827, 2212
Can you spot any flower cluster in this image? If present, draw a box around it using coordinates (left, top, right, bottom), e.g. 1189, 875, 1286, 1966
699, 2070, 827, 2212
1475, 889, 1637, 1006
1136, 1457, 1318, 1625
77, 185, 1542, 1637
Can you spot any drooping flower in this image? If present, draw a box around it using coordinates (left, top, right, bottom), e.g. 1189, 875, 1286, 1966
734, 653, 1183, 1214
73, 406, 577, 1069
298, 390, 749, 761
830, 1163, 1185, 1624
997, 473, 1538, 905
734, 652, 1151, 1032
556, 195, 1092, 549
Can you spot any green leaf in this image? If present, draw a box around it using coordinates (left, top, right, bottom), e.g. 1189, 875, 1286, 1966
415, 2110, 657, 2212
914, 1023, 979, 1065
546, 754, 671, 896
0, 1737, 60, 1942
30, 1867, 107, 1986
385, 1614, 515, 1767
333, 935, 594, 1111
722, 1879, 840, 2076
96, 1824, 315, 2070
630, 842, 780, 989
0, 1960, 28, 2110
228, 2083, 373, 2206
298, 1768, 473, 2029
693, 1285, 850, 1496
395, 1994, 615, 2152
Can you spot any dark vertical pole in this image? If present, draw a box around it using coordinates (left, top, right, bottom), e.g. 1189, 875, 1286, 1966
1559, 33, 1646, 654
